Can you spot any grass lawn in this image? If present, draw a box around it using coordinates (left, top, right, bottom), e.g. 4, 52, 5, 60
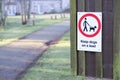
21, 32, 84, 80
0, 13, 69, 46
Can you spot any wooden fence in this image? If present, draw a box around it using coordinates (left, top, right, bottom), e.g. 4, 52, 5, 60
70, 0, 120, 79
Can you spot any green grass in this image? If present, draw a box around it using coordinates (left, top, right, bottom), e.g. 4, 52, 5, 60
0, 14, 69, 46
21, 32, 84, 80
114, 53, 120, 80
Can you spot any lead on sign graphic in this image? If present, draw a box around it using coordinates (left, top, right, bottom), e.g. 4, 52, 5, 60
77, 12, 102, 52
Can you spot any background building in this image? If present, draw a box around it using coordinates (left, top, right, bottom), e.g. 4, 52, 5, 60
4, 0, 70, 16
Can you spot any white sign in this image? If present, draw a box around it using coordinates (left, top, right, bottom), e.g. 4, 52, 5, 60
77, 12, 102, 52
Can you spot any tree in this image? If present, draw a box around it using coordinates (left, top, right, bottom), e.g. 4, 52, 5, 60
21, 0, 32, 25
27, 0, 31, 20
21, 0, 27, 25
0, 0, 2, 25
0, 0, 7, 26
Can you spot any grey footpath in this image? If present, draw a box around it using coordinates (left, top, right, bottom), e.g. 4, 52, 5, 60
0, 21, 70, 80
85, 77, 113, 80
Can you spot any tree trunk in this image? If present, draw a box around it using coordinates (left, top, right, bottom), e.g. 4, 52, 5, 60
21, 0, 27, 25
24, 0, 27, 24
27, 0, 31, 24
27, 0, 31, 20
0, 0, 2, 26
0, 0, 6, 26
1, 0, 6, 26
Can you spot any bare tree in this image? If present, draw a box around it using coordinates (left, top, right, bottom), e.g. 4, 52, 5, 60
21, 0, 27, 25
27, 0, 31, 20
0, 0, 7, 26
21, 0, 32, 25
1, 0, 7, 26
0, 0, 2, 25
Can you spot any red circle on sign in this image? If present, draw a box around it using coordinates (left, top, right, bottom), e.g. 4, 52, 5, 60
78, 13, 101, 37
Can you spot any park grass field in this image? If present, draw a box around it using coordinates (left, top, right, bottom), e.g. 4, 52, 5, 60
0, 14, 69, 46
21, 32, 84, 80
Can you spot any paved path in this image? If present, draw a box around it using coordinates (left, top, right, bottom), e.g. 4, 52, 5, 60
0, 21, 70, 80
85, 77, 113, 80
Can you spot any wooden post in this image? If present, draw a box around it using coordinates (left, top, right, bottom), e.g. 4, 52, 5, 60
102, 0, 113, 79
33, 14, 35, 26
114, 0, 120, 79
70, 0, 77, 75
85, 0, 96, 77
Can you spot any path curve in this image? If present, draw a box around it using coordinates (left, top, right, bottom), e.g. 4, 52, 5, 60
0, 21, 70, 80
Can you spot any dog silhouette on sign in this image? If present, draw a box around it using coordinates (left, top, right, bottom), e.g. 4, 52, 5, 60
89, 26, 97, 32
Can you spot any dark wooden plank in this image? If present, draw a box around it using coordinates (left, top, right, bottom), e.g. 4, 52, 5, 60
85, 0, 96, 77
95, 0, 102, 78
102, 0, 113, 79
85, 52, 96, 77
76, 0, 85, 75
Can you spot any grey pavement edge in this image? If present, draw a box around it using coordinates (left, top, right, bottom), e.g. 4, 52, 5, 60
0, 21, 70, 80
